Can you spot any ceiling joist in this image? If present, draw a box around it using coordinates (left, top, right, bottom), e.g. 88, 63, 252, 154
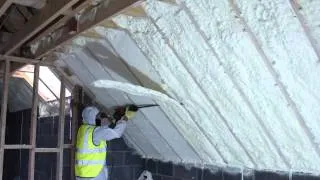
33, 0, 143, 59
0, 55, 53, 66
26, 0, 94, 47
0, 0, 13, 17
1, 0, 79, 55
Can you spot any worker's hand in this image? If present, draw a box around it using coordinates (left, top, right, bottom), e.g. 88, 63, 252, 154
124, 105, 137, 120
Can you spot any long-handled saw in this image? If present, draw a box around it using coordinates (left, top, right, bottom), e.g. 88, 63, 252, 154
112, 104, 159, 121
100, 104, 159, 128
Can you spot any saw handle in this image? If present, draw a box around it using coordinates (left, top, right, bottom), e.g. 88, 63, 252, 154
109, 105, 139, 128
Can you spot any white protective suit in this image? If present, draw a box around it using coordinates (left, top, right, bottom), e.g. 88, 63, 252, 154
76, 106, 127, 180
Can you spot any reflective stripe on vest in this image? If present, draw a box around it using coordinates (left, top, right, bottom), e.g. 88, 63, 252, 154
75, 125, 107, 178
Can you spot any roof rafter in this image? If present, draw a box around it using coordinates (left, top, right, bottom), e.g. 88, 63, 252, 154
1, 0, 79, 55
32, 0, 143, 59
0, 55, 52, 65
289, 0, 320, 63
229, 0, 320, 165
0, 0, 13, 17
26, 0, 94, 47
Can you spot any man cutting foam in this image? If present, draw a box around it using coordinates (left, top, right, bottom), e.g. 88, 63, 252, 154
75, 106, 136, 180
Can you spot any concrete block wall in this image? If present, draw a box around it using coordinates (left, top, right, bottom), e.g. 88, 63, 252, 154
5, 109, 320, 180
107, 138, 144, 180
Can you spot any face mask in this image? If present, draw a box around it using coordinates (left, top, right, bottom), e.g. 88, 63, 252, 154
96, 112, 113, 126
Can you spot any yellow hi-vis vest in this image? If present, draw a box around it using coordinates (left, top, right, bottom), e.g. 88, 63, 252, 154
75, 125, 107, 178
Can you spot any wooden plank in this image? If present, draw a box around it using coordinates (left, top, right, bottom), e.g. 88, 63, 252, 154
3, 145, 61, 152
34, 0, 142, 58
27, 63, 40, 180
0, 55, 53, 65
63, 144, 72, 149
0, 0, 13, 18
27, 0, 93, 46
70, 85, 80, 180
36, 148, 60, 153
4, 144, 32, 149
228, 0, 320, 165
56, 78, 66, 180
1, 0, 79, 55
0, 60, 10, 180
289, 0, 320, 63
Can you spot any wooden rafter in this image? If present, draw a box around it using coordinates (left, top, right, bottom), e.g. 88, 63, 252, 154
229, 0, 320, 164
27, 63, 39, 180
0, 0, 13, 17
1, 0, 79, 55
33, 0, 142, 59
26, 0, 94, 47
289, 0, 320, 63
0, 55, 52, 65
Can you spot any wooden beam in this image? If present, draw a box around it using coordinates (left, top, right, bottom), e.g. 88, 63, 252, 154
63, 144, 73, 149
0, 60, 10, 180
0, 55, 53, 65
57, 78, 66, 180
35, 148, 60, 153
33, 0, 142, 59
289, 0, 320, 63
28, 63, 39, 180
229, 0, 320, 164
4, 144, 32, 149
3, 145, 72, 150
1, 0, 79, 55
70, 85, 81, 180
0, 55, 53, 74
26, 0, 94, 46
0, 0, 13, 17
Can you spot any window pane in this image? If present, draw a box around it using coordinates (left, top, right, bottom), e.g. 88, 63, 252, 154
35, 153, 57, 180
38, 80, 56, 102
13, 65, 71, 102
18, 64, 34, 73
40, 66, 61, 98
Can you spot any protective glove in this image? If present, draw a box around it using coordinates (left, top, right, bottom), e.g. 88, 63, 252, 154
124, 105, 138, 120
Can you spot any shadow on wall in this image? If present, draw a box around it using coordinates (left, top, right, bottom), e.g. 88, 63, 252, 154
84, 42, 168, 96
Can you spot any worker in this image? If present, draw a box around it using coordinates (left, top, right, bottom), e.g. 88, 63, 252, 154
75, 106, 136, 180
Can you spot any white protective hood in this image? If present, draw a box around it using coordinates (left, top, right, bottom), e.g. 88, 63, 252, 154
82, 106, 99, 125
